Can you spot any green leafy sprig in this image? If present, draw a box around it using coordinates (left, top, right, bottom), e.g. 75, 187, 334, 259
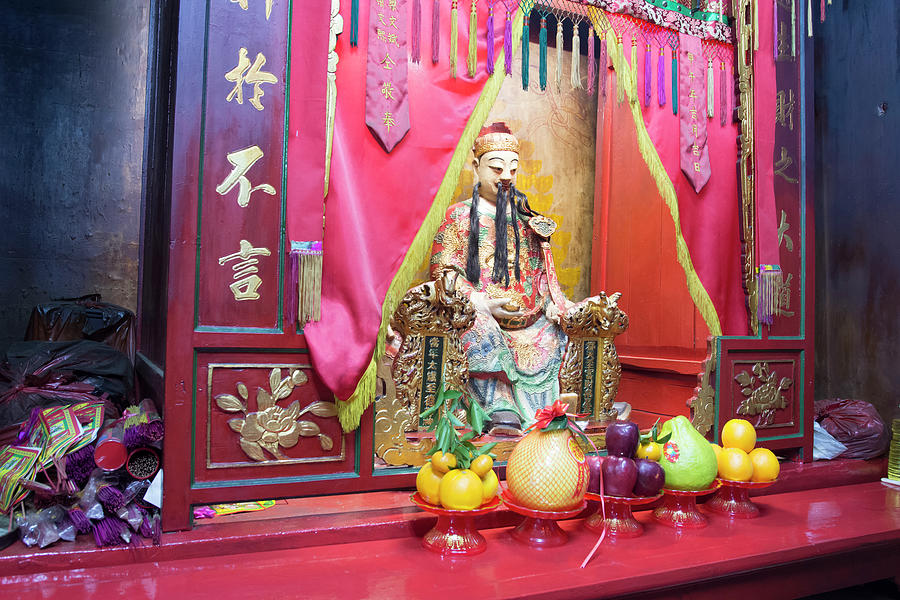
419, 385, 496, 469
639, 419, 671, 446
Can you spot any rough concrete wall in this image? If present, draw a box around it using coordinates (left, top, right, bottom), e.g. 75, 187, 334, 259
0, 0, 148, 352
814, 2, 900, 424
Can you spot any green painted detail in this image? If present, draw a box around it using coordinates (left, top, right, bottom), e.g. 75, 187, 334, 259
277, 0, 294, 332
194, 1, 213, 331
190, 352, 199, 484
192, 471, 361, 490
194, 326, 285, 335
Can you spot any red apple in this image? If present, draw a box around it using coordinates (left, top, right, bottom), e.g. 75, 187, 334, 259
601, 455, 637, 497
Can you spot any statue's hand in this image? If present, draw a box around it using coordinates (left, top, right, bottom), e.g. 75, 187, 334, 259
485, 297, 524, 320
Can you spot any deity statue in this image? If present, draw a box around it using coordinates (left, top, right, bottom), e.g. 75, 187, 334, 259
430, 123, 580, 434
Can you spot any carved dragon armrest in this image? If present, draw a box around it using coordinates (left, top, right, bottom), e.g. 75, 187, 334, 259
558, 292, 630, 427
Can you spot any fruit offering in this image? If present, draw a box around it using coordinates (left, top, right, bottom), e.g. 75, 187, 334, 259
592, 419, 666, 497
506, 400, 589, 511
414, 387, 499, 510
658, 415, 718, 491
715, 419, 779, 482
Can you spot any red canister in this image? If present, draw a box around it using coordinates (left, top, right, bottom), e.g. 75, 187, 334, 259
94, 420, 127, 471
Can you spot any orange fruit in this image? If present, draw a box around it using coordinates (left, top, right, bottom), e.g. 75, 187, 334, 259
415, 463, 443, 505
430, 450, 457, 474
710, 443, 723, 462
481, 468, 499, 502
748, 447, 780, 482
470, 454, 494, 478
721, 419, 757, 453
636, 441, 662, 461
717, 447, 753, 481
439, 468, 483, 510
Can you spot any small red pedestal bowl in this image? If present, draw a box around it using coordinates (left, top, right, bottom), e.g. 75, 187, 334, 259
705, 478, 777, 518
500, 488, 586, 548
653, 483, 720, 529
411, 493, 501, 556
584, 492, 663, 538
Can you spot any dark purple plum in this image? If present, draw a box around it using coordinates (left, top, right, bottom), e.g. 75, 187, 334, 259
601, 455, 637, 497
586, 454, 603, 494
632, 458, 665, 497
605, 421, 640, 458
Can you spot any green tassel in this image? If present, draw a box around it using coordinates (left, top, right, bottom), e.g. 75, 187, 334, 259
672, 54, 678, 115
350, 0, 359, 47
522, 23, 530, 90
539, 16, 547, 91
467, 1, 477, 77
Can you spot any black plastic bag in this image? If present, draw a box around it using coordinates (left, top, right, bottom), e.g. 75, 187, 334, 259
0, 340, 131, 430
814, 398, 891, 460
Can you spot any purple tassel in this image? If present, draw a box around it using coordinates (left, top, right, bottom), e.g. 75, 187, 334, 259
68, 507, 91, 534
412, 0, 421, 63
431, 0, 440, 64
599, 39, 607, 97
98, 485, 126, 513
92, 516, 129, 547
65, 444, 95, 488
504, 11, 512, 75
485, 7, 494, 75
644, 43, 652, 107
720, 61, 728, 126
658, 48, 666, 107
587, 28, 595, 94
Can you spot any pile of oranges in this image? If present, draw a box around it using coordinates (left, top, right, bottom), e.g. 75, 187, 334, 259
415, 451, 499, 510
712, 419, 780, 483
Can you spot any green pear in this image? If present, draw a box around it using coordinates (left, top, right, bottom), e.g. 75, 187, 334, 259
658, 415, 718, 491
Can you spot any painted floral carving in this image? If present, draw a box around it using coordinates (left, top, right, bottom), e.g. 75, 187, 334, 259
735, 362, 792, 427
215, 368, 338, 461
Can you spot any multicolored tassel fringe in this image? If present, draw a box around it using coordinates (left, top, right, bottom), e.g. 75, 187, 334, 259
657, 47, 666, 106
291, 240, 323, 327
350, 0, 359, 47
539, 16, 548, 90
412, 0, 421, 63
586, 27, 595, 94
432, 0, 440, 64
486, 5, 495, 75
757, 265, 783, 326
504, 9, 513, 75
450, 0, 458, 77
467, 0, 477, 77
571, 23, 581, 89
644, 42, 652, 107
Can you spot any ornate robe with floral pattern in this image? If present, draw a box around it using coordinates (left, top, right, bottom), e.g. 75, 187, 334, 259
430, 200, 567, 423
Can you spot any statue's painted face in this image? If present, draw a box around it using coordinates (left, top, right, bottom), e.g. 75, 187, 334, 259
473, 150, 519, 203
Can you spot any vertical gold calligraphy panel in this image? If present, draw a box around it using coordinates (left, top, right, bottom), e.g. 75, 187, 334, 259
197, 0, 289, 330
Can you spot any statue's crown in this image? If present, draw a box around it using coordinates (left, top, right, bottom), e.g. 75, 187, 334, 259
473, 122, 520, 158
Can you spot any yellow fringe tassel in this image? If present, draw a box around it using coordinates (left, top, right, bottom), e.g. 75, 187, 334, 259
450, 1, 458, 78
630, 36, 638, 104
593, 24, 723, 339
616, 36, 624, 103
298, 253, 323, 325
337, 9, 526, 432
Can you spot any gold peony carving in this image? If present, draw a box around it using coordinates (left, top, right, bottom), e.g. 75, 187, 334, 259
215, 368, 337, 461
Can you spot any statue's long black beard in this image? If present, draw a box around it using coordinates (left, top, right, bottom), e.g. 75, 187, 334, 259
466, 183, 537, 287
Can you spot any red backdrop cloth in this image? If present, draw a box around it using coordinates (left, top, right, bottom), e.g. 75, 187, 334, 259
297, 2, 506, 401
641, 46, 749, 335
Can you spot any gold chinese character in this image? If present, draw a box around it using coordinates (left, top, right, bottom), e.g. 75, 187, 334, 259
428, 337, 440, 348
776, 273, 795, 317
218, 240, 271, 301
225, 48, 278, 111
689, 89, 697, 99
383, 111, 396, 131
775, 89, 795, 130
229, 0, 274, 20
690, 107, 698, 119
687, 52, 694, 62
692, 144, 700, 156
378, 12, 386, 26
691, 124, 698, 135
694, 162, 701, 172
426, 371, 437, 383
380, 81, 395, 100
380, 52, 396, 70
388, 0, 397, 9
777, 210, 794, 252
774, 146, 798, 183
388, 15, 399, 29
387, 32, 399, 46
215, 146, 276, 207
376, 28, 387, 43
777, 23, 792, 59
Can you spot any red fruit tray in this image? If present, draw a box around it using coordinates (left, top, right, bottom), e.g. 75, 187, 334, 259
584, 492, 663, 538
705, 478, 778, 519
410, 493, 501, 556
500, 488, 586, 548
652, 483, 720, 529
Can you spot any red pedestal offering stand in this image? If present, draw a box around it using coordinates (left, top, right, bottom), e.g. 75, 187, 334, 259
500, 489, 586, 548
410, 493, 501, 556
706, 478, 777, 518
584, 492, 663, 538
653, 484, 720, 529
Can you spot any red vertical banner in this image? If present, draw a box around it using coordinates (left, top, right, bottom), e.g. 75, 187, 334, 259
365, 0, 411, 152
679, 33, 711, 193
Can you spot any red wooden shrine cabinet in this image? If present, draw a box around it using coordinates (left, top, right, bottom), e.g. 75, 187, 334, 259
154, 0, 814, 531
